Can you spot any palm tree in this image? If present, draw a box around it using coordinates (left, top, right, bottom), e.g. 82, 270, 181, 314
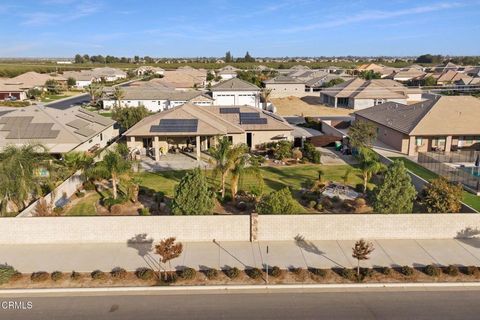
209, 137, 234, 199
0, 144, 50, 214
87, 149, 131, 199
113, 86, 125, 108
64, 152, 94, 173
86, 83, 103, 105
229, 144, 252, 200
357, 147, 386, 192
260, 88, 272, 108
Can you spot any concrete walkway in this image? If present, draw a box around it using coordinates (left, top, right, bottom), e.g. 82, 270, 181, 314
2, 239, 480, 273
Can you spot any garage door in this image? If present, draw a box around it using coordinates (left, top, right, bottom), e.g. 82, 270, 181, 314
216, 94, 235, 105
238, 94, 255, 107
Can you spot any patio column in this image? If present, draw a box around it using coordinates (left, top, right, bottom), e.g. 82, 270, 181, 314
408, 136, 416, 156
154, 136, 160, 162
334, 97, 338, 108
196, 135, 201, 161
445, 136, 453, 153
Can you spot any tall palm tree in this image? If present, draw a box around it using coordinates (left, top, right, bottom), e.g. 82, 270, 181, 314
209, 137, 234, 199
0, 144, 49, 214
87, 149, 131, 199
230, 145, 254, 200
113, 87, 125, 108
86, 83, 103, 105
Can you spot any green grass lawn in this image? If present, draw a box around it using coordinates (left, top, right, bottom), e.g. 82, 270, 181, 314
390, 157, 480, 212
134, 164, 364, 198
64, 193, 100, 216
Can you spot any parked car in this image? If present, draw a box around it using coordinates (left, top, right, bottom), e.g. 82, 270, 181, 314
5, 96, 17, 101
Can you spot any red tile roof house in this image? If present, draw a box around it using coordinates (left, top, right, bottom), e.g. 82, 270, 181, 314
354, 95, 480, 156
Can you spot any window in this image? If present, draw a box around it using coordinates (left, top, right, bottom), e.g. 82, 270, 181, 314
415, 137, 423, 146
100, 133, 103, 141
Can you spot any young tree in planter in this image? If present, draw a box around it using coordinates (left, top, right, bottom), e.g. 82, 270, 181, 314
67, 77, 76, 89
155, 237, 183, 281
45, 79, 62, 94
422, 177, 463, 213
275, 140, 293, 161
230, 145, 256, 200
171, 168, 214, 215
112, 86, 125, 108
373, 160, 417, 213
352, 239, 374, 277
348, 120, 377, 149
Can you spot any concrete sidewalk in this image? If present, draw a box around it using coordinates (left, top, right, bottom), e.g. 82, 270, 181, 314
2, 239, 480, 273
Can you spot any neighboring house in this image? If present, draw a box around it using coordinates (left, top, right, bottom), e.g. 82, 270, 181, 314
434, 70, 471, 86
101, 87, 213, 112
0, 81, 28, 100
356, 63, 398, 78
210, 78, 261, 108
62, 71, 96, 88
304, 74, 353, 92
320, 78, 422, 110
263, 76, 306, 98
432, 62, 460, 73
125, 103, 293, 160
134, 66, 165, 76
217, 65, 239, 80
354, 95, 480, 156
456, 77, 480, 86
160, 67, 207, 89
465, 67, 480, 77
9, 71, 68, 91
0, 105, 116, 155
389, 68, 426, 82
91, 67, 127, 82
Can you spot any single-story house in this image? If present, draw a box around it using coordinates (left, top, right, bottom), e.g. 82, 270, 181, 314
434, 70, 471, 86
304, 74, 353, 92
160, 67, 207, 89
134, 66, 165, 76
354, 95, 480, 156
91, 67, 127, 82
217, 65, 239, 80
389, 68, 426, 82
0, 81, 28, 101
355, 63, 398, 78
0, 105, 116, 155
320, 78, 422, 110
210, 78, 261, 108
9, 71, 68, 91
263, 76, 306, 98
102, 87, 213, 112
62, 71, 96, 88
125, 103, 293, 161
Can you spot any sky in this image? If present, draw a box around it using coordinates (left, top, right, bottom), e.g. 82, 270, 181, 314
0, 0, 479, 58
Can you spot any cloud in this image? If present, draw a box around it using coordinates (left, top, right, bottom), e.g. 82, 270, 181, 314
21, 0, 102, 26
281, 2, 470, 33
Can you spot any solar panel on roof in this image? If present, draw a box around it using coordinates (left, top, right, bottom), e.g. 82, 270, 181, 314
239, 112, 260, 119
240, 118, 268, 125
75, 127, 97, 137
5, 123, 59, 139
219, 107, 240, 114
150, 119, 198, 133
66, 119, 89, 129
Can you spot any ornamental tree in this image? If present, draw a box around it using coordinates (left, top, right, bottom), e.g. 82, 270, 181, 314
256, 187, 299, 214
373, 160, 417, 213
171, 168, 214, 215
422, 177, 463, 213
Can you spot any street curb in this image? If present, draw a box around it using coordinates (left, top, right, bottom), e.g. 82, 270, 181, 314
43, 93, 89, 106
2, 282, 480, 296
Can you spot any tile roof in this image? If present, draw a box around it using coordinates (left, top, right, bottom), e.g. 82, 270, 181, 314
321, 78, 409, 99
210, 78, 260, 91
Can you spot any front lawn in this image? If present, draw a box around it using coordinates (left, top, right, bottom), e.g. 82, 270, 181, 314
389, 157, 480, 212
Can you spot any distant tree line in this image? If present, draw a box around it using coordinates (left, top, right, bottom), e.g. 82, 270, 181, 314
415, 54, 480, 65
74, 54, 156, 64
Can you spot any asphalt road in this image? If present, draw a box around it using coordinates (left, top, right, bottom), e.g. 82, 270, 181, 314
45, 93, 91, 110
2, 289, 480, 320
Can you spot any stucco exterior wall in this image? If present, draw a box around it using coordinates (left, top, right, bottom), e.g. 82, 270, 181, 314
250, 130, 293, 149
265, 83, 307, 98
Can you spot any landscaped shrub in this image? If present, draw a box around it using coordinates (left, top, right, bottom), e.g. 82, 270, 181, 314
31, 272, 49, 282
111, 267, 127, 280
154, 191, 165, 203
424, 265, 441, 277
445, 265, 459, 276
51, 271, 63, 282
83, 180, 96, 191
236, 201, 247, 211
355, 184, 365, 193
290, 267, 304, 276
269, 266, 282, 278
360, 268, 374, 278
224, 267, 240, 279
136, 268, 155, 280
466, 266, 479, 276
70, 271, 81, 281
257, 188, 300, 214
314, 203, 323, 211
103, 197, 126, 208
139, 207, 151, 216
380, 267, 392, 276
0, 265, 17, 285
310, 268, 327, 278
91, 270, 107, 280
331, 196, 341, 203
307, 200, 317, 209
321, 198, 333, 209
205, 268, 219, 280
354, 198, 367, 208
10, 271, 22, 282
401, 266, 414, 276
246, 268, 262, 280
340, 268, 357, 281
179, 267, 196, 280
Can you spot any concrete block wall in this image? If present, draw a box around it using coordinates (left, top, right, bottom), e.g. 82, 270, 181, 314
257, 214, 480, 241
0, 216, 251, 244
